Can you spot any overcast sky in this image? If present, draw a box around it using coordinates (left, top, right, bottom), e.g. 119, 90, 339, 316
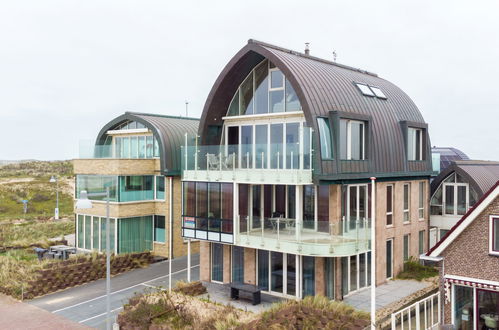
0, 0, 498, 161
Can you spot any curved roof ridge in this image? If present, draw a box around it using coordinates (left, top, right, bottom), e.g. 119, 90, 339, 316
248, 39, 378, 77
125, 111, 199, 121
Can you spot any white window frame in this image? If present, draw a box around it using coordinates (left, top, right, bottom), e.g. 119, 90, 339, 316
345, 184, 369, 233
443, 182, 469, 216
342, 252, 370, 297
386, 184, 394, 227
403, 234, 410, 261
489, 215, 499, 256
403, 183, 411, 223
76, 213, 118, 254
255, 251, 300, 298
341, 119, 366, 160
418, 181, 425, 220
408, 127, 423, 161
419, 230, 425, 255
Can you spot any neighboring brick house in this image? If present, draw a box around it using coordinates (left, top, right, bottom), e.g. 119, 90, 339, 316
73, 112, 200, 258
423, 180, 499, 329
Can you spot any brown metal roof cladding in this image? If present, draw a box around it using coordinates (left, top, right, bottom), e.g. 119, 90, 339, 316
199, 39, 433, 181
95, 112, 199, 176
432, 146, 469, 172
431, 160, 499, 197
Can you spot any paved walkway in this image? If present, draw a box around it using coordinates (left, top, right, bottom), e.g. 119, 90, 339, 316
344, 279, 431, 311
201, 281, 284, 313
0, 294, 90, 330
29, 253, 200, 329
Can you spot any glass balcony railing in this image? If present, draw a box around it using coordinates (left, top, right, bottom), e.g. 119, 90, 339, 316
78, 139, 160, 159
181, 214, 371, 257
181, 144, 313, 171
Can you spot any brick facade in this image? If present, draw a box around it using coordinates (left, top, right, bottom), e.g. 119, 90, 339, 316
440, 197, 499, 324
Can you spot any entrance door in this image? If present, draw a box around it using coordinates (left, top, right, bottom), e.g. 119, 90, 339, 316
346, 184, 368, 232
271, 251, 284, 293
258, 250, 298, 298
476, 289, 499, 330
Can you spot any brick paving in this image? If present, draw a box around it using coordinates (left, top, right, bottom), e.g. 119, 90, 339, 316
0, 294, 90, 330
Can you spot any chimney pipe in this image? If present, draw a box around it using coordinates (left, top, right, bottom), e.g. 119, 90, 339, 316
304, 42, 310, 55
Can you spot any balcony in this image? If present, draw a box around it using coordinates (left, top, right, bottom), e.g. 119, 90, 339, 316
182, 216, 370, 257
181, 144, 313, 185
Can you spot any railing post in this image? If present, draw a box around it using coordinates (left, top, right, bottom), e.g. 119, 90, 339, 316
194, 136, 198, 171
291, 151, 294, 169
437, 292, 441, 327
391, 313, 396, 330
261, 152, 264, 168
415, 301, 420, 330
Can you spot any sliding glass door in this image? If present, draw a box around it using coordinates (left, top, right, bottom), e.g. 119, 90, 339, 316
257, 250, 299, 298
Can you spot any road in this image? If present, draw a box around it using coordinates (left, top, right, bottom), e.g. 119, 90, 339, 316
29, 253, 200, 329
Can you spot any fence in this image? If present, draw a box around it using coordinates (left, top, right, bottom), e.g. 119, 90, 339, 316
391, 292, 440, 330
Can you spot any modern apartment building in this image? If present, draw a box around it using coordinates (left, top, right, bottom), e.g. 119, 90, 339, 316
180, 40, 433, 300
74, 112, 199, 258
429, 160, 499, 247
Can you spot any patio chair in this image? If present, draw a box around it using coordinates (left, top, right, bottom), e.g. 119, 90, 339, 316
222, 153, 235, 170
207, 153, 220, 170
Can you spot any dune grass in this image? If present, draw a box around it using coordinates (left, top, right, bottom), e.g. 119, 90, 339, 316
397, 257, 439, 281
0, 220, 74, 249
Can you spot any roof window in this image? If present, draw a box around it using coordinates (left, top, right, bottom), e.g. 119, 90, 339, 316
355, 83, 375, 96
355, 83, 387, 100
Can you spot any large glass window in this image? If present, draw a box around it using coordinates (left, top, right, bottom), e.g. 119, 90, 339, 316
77, 215, 84, 248
325, 258, 335, 299
317, 117, 333, 160
271, 252, 284, 293
302, 256, 315, 297
84, 215, 91, 249
211, 243, 224, 282
114, 135, 159, 159
241, 125, 253, 168
255, 125, 268, 169
154, 215, 165, 243
155, 176, 165, 200
119, 176, 154, 202
286, 123, 300, 169
92, 217, 99, 250
258, 250, 269, 290
270, 124, 283, 169
340, 119, 366, 160
76, 175, 118, 201
226, 60, 302, 116
408, 127, 424, 161
100, 217, 116, 253
118, 216, 153, 253
303, 185, 315, 230
454, 285, 474, 330
232, 246, 244, 283
477, 289, 499, 330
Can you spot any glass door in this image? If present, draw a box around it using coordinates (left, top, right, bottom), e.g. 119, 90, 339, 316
232, 246, 244, 283
477, 289, 499, 330
286, 254, 296, 296
271, 251, 284, 294
346, 184, 368, 232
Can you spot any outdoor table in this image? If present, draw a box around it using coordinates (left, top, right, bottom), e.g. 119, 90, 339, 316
49, 245, 76, 260
269, 217, 296, 234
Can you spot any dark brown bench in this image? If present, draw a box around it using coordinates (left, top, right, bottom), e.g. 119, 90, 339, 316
230, 282, 261, 305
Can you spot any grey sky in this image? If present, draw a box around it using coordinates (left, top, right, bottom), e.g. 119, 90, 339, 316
0, 0, 498, 161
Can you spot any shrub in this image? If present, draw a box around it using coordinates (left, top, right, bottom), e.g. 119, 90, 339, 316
397, 257, 439, 281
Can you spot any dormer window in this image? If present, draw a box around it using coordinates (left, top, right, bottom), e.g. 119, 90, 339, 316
340, 119, 366, 160
407, 127, 424, 161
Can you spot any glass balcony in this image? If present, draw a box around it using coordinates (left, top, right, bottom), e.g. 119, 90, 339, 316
181, 144, 313, 184
181, 215, 371, 257
78, 138, 160, 159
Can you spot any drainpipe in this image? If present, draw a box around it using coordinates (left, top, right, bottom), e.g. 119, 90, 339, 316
370, 177, 376, 330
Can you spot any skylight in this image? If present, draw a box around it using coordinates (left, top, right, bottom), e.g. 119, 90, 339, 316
355, 83, 374, 96
370, 87, 387, 99
355, 82, 387, 100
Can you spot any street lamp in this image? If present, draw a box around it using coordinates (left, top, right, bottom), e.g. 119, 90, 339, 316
75, 188, 112, 330
370, 177, 376, 330
49, 176, 59, 220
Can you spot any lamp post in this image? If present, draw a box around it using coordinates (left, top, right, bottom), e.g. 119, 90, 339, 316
370, 177, 376, 330
49, 176, 59, 220
75, 189, 111, 330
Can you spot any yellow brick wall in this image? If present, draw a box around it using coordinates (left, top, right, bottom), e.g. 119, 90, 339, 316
74, 158, 161, 176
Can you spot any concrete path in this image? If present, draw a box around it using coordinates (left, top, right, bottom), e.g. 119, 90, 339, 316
344, 279, 431, 312
29, 253, 200, 329
0, 293, 90, 330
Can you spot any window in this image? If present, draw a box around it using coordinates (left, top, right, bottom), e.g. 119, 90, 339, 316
386, 239, 393, 279
154, 215, 165, 243
226, 60, 302, 116
114, 135, 158, 159
317, 117, 333, 159
119, 176, 154, 202
403, 234, 410, 261
370, 87, 387, 99
155, 176, 165, 200
490, 216, 499, 255
211, 243, 224, 282
340, 119, 366, 160
403, 183, 410, 222
386, 185, 393, 226
355, 83, 375, 96
407, 127, 424, 161
431, 173, 472, 216
418, 181, 425, 220
419, 230, 425, 254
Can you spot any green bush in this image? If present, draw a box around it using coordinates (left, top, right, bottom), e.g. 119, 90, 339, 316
397, 257, 439, 281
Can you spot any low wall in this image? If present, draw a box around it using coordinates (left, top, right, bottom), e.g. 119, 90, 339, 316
21, 252, 153, 299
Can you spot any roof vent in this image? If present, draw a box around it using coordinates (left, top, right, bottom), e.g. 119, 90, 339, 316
304, 42, 310, 55
333, 50, 337, 62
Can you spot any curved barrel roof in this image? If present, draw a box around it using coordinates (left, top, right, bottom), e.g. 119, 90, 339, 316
432, 147, 469, 172
95, 112, 199, 176
431, 160, 499, 197
199, 40, 433, 180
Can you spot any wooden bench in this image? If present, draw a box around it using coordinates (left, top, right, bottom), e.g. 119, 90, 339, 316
230, 282, 261, 305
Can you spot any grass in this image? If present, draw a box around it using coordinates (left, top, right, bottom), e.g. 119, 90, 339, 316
0, 220, 74, 249
397, 257, 439, 281
0, 160, 74, 221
